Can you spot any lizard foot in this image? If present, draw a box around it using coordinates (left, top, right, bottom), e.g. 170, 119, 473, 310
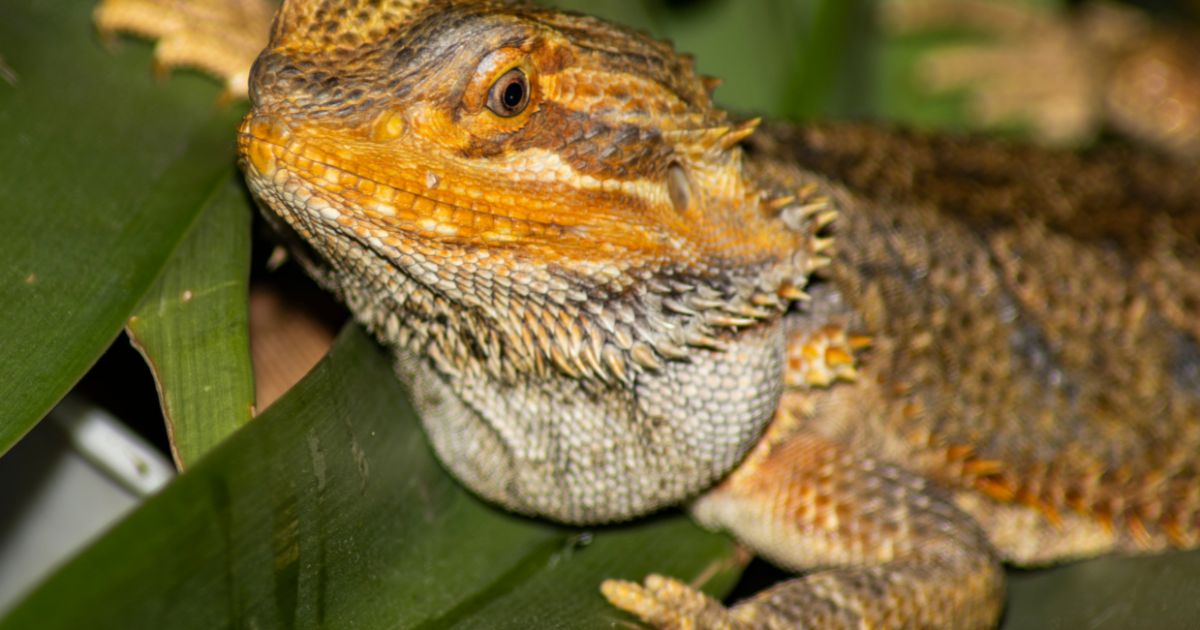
602, 575, 744, 629
94, 0, 275, 99
603, 426, 1005, 629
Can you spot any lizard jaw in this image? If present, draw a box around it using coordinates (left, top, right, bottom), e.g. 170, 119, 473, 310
239, 114, 579, 251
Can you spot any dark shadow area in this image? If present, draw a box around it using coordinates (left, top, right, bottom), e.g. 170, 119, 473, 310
75, 333, 169, 457
722, 556, 792, 604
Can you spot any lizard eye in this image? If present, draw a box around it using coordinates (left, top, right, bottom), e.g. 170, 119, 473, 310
487, 68, 530, 117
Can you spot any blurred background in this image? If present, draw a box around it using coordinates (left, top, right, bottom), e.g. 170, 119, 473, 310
553, 0, 1200, 155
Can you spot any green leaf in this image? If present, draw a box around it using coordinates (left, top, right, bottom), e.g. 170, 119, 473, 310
0, 0, 245, 455
1002, 548, 1200, 629
0, 326, 740, 629
777, 0, 877, 120
127, 171, 256, 469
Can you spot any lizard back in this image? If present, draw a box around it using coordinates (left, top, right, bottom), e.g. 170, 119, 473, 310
747, 122, 1200, 559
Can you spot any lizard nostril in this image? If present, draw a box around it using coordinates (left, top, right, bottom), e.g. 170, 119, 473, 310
667, 162, 691, 214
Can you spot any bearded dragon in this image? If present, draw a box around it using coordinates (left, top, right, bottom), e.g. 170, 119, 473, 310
95, 0, 1200, 627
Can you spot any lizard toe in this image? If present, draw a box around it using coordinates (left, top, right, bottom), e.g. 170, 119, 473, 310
602, 575, 740, 629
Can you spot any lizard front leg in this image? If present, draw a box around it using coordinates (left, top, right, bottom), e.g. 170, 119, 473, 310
606, 423, 1003, 629
604, 326, 1005, 629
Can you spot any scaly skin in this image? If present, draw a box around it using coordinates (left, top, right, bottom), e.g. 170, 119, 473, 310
96, 0, 1200, 627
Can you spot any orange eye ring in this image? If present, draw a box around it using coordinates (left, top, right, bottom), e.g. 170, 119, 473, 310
486, 68, 530, 117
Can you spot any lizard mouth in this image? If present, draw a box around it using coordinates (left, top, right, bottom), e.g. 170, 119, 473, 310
237, 114, 572, 248
236, 112, 811, 282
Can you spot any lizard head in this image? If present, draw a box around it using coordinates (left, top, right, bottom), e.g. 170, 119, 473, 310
239, 0, 820, 301
238, 0, 829, 522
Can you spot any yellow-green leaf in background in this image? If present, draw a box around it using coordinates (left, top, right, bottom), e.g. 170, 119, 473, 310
127, 171, 256, 469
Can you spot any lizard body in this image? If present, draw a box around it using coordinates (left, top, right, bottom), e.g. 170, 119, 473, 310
96, 0, 1200, 627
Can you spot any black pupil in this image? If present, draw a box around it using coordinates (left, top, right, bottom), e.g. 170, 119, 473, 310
502, 78, 525, 109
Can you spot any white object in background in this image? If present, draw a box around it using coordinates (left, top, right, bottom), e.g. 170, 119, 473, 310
0, 394, 176, 614
52, 395, 175, 497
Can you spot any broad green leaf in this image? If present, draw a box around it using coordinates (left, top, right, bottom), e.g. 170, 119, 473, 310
127, 171, 256, 469
0, 326, 740, 629
0, 0, 244, 455
1003, 548, 1200, 629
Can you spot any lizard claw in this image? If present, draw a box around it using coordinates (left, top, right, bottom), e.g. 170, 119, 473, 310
602, 575, 741, 629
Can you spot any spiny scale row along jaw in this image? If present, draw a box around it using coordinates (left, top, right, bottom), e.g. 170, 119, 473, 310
238, 0, 824, 523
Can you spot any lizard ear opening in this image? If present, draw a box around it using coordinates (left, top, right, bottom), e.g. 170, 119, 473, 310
668, 162, 693, 214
